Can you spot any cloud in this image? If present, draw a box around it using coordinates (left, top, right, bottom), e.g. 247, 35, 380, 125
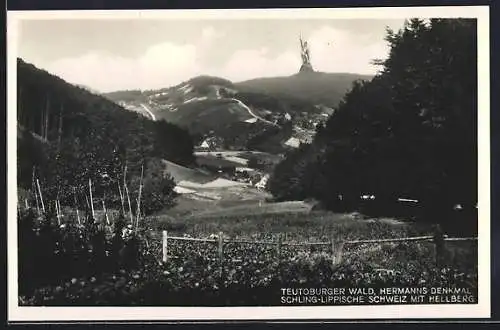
44, 53, 140, 91
44, 34, 209, 92
38, 25, 392, 92
307, 26, 390, 75
137, 42, 201, 88
200, 26, 225, 43
217, 48, 299, 81
44, 43, 201, 92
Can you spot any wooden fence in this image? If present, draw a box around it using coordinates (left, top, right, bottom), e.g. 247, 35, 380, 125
159, 230, 477, 266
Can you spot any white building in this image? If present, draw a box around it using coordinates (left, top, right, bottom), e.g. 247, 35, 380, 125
199, 140, 210, 149
284, 137, 301, 148
255, 174, 270, 190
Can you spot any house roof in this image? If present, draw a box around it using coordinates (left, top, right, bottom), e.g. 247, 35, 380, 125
284, 137, 300, 148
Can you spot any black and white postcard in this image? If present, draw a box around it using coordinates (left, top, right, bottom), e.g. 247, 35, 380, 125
7, 5, 491, 321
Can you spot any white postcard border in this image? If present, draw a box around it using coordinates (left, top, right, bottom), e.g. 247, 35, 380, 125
7, 6, 491, 321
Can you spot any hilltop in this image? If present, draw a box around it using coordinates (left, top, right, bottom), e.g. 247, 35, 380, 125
103, 71, 367, 153
235, 71, 373, 107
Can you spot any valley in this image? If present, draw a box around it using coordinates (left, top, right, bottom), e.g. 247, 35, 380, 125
115, 73, 334, 221
14, 18, 480, 309
17, 58, 343, 224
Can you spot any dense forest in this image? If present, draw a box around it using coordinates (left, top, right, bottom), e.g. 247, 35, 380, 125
268, 19, 478, 231
17, 59, 195, 214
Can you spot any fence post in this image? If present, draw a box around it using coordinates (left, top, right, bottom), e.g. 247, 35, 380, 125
57, 200, 63, 217
55, 200, 61, 226
102, 200, 110, 226
277, 234, 282, 259
162, 230, 168, 264
36, 179, 45, 213
34, 186, 41, 215
332, 240, 344, 265
218, 231, 224, 283
433, 225, 445, 267
89, 178, 95, 219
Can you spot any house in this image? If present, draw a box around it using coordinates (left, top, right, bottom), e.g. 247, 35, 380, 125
236, 167, 256, 173
244, 117, 258, 124
196, 136, 223, 151
199, 140, 210, 149
255, 174, 270, 190
284, 137, 301, 148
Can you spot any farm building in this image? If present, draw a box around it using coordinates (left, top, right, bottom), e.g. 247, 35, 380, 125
199, 140, 210, 149
284, 137, 301, 148
255, 174, 270, 190
236, 167, 256, 173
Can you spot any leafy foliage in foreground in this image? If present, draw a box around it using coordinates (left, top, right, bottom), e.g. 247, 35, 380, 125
18, 210, 477, 306
17, 209, 149, 296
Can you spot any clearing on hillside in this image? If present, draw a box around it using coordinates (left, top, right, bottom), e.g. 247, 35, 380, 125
162, 159, 215, 184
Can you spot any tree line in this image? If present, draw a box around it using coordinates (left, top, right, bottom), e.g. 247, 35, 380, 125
268, 19, 477, 232
17, 59, 195, 215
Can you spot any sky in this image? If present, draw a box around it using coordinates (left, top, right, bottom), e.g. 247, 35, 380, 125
18, 18, 407, 93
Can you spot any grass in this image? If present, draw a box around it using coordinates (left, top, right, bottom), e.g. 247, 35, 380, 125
186, 200, 311, 219
146, 207, 477, 275
146, 209, 431, 241
195, 154, 242, 169
162, 159, 214, 184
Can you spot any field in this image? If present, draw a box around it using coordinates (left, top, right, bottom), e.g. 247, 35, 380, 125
162, 159, 215, 184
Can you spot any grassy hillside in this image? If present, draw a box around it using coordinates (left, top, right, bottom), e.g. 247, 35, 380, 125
155, 99, 252, 133
236, 71, 373, 107
162, 159, 214, 184
102, 71, 362, 153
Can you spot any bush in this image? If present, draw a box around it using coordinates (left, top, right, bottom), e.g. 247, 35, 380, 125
17, 210, 149, 297
139, 158, 177, 215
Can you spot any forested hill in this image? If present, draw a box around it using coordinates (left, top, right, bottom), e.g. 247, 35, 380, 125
267, 19, 477, 231
235, 71, 372, 107
17, 59, 195, 203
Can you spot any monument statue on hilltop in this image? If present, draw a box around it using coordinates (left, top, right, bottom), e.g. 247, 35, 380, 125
299, 35, 314, 73
300, 36, 311, 64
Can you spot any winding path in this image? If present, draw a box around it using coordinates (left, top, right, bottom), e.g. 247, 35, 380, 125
140, 96, 275, 126
140, 103, 156, 121
229, 98, 278, 127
